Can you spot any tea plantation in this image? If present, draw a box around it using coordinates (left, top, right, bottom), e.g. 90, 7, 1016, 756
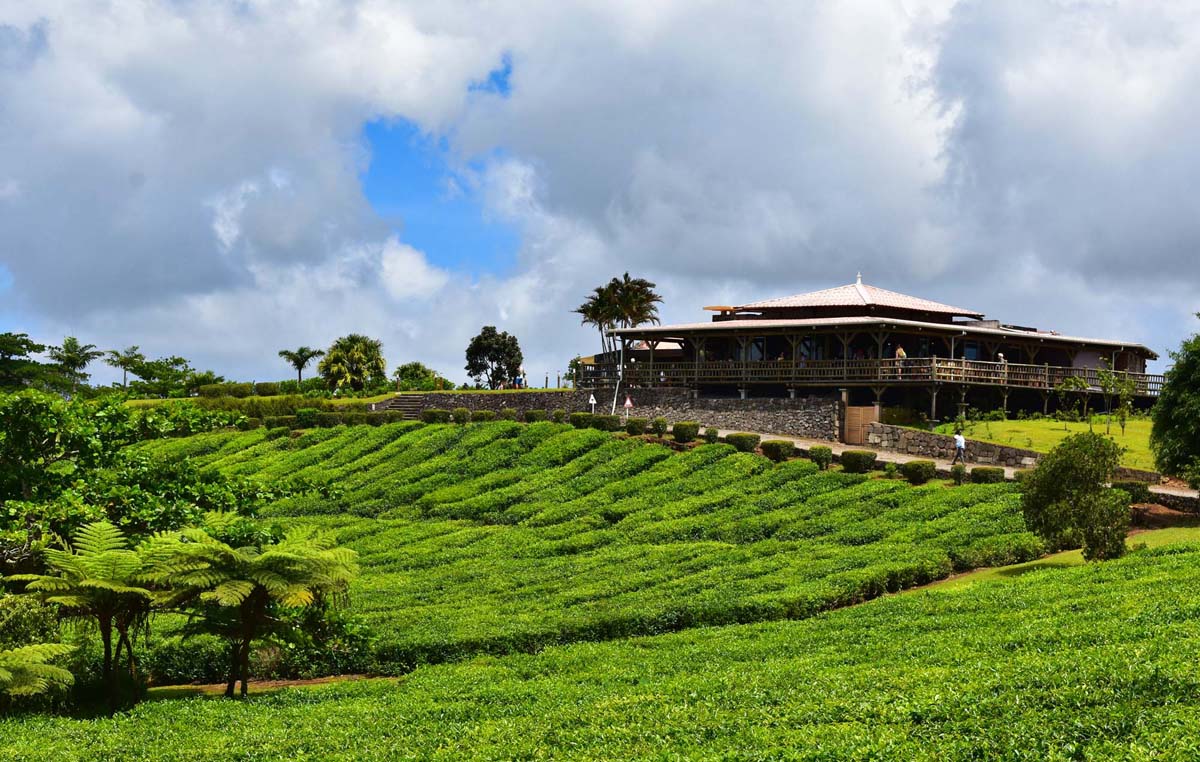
5, 537, 1200, 759
130, 421, 1042, 670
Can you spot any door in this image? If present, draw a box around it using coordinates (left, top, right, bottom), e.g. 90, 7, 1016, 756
843, 405, 879, 445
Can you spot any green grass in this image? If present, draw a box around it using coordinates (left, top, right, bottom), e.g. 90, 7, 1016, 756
130, 421, 1043, 671
934, 417, 1155, 471
7, 541, 1200, 759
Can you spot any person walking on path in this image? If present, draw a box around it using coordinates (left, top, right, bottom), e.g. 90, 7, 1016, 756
951, 430, 967, 465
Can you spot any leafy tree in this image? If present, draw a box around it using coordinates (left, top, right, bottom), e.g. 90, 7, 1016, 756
574, 273, 662, 357
128, 356, 194, 398
1152, 316, 1200, 477
47, 337, 104, 395
104, 346, 145, 388
142, 512, 358, 698
564, 355, 583, 387
318, 334, 386, 392
278, 347, 325, 385
0, 644, 74, 698
1022, 431, 1128, 561
1053, 375, 1089, 428
464, 326, 523, 389
1096, 359, 1137, 436
7, 521, 153, 710
391, 361, 449, 391
0, 333, 50, 390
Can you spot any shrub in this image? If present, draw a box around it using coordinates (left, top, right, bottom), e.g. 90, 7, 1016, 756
883, 462, 899, 479
421, 408, 452, 424
809, 446, 833, 471
498, 408, 518, 421
197, 384, 225, 398
551, 409, 567, 423
725, 433, 761, 453
315, 412, 342, 427
341, 412, 368, 426
264, 426, 291, 440
590, 414, 621, 432
626, 417, 649, 436
760, 440, 795, 463
524, 409, 548, 423
451, 407, 472, 424
0, 595, 59, 651
1013, 468, 1035, 485
900, 460, 937, 485
295, 408, 319, 428
226, 382, 254, 398
672, 421, 701, 444
1111, 480, 1152, 504
471, 410, 497, 422
240, 417, 263, 431
254, 382, 281, 397
650, 417, 669, 437
840, 450, 878, 474
569, 412, 593, 429
971, 467, 1006, 484
951, 464, 967, 486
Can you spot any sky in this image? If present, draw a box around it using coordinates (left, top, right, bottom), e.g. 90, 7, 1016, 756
2, 0, 1199, 386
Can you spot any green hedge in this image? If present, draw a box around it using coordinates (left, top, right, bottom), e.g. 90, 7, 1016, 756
471, 410, 497, 422
704, 428, 720, 444
725, 433, 761, 453
626, 417, 649, 436
590, 414, 622, 432
551, 409, 567, 423
951, 464, 967, 486
971, 466, 1006, 484
569, 412, 593, 429
296, 408, 319, 428
498, 409, 518, 421
900, 460, 937, 485
809, 446, 833, 471
254, 382, 280, 397
672, 421, 700, 444
452, 408, 472, 424
650, 417, 669, 437
1111, 480, 1152, 503
421, 409, 453, 424
840, 450, 878, 474
760, 440, 795, 463
524, 409, 548, 423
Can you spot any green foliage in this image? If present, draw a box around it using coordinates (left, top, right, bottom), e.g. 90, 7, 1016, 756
470, 410, 496, 423
650, 417, 669, 437
295, 408, 319, 428
574, 273, 663, 357
498, 408, 519, 421
420, 409, 452, 424
899, 460, 936, 485
760, 440, 795, 463
569, 412, 593, 429
253, 382, 279, 397
0, 644, 74, 698
318, 335, 387, 393
625, 417, 648, 436
1152, 321, 1200, 476
0, 595, 59, 651
839, 450, 877, 474
703, 428, 719, 444
1111, 480, 1151, 504
1022, 432, 1127, 559
724, 433, 760, 453
451, 408, 472, 424
882, 462, 899, 479
392, 362, 451, 392
0, 332, 53, 391
464, 326, 523, 389
951, 464, 967, 486
48, 337, 105, 394
551, 409, 567, 424
672, 421, 700, 444
808, 446, 833, 471
970, 467, 1005, 484
278, 347, 325, 386
589, 414, 621, 431
523, 410, 548, 423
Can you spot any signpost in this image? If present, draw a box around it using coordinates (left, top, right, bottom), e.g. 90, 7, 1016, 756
623, 394, 633, 422
589, 394, 597, 414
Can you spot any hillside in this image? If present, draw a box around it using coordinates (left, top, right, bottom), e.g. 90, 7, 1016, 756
6, 535, 1199, 759
132, 421, 1042, 670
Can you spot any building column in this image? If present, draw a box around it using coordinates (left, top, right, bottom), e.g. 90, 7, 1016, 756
930, 385, 939, 421
738, 387, 747, 400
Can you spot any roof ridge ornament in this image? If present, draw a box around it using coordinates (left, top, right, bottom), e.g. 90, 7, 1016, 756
853, 272, 869, 304
856, 272, 862, 284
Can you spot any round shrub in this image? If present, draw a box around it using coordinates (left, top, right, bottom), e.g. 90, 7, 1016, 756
809, 445, 833, 471
626, 417, 648, 436
761, 440, 795, 462
1013, 468, 1035, 485
197, 384, 225, 398
569, 412, 594, 429
470, 410, 497, 422
264, 425, 292, 440
420, 408, 452, 424
524, 409, 548, 423
725, 433, 761, 453
704, 427, 720, 444
883, 462, 900, 479
590, 414, 621, 432
971, 466, 1006, 484
226, 382, 254, 398
951, 463, 967, 486
840, 450, 878, 474
551, 409, 567, 423
1111, 480, 1152, 504
451, 407, 472, 424
295, 407, 319, 428
650, 417, 669, 437
498, 408, 518, 421
900, 460, 937, 485
672, 421, 701, 443
254, 382, 281, 397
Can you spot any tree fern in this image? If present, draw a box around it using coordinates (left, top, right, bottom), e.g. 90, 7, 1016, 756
0, 643, 74, 697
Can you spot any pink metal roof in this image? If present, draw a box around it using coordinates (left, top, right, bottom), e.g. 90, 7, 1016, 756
736, 277, 983, 318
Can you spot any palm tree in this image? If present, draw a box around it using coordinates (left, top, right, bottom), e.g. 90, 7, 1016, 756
317, 334, 386, 392
142, 512, 358, 698
0, 644, 75, 697
277, 346, 325, 385
6, 521, 153, 710
48, 337, 104, 394
104, 346, 146, 388
574, 274, 663, 357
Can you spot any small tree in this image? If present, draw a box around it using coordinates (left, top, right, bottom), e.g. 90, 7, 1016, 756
1022, 432, 1128, 561
0, 333, 51, 391
318, 335, 386, 392
1151, 316, 1200, 476
1096, 359, 1118, 435
104, 346, 145, 389
48, 337, 105, 395
465, 326, 523, 389
278, 347, 325, 385
1053, 375, 1088, 429
1114, 373, 1137, 437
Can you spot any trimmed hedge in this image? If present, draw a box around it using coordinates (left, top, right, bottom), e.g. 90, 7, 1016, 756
569, 412, 593, 429
254, 382, 280, 397
840, 450, 878, 474
524, 409, 548, 423
471, 410, 497, 422
1111, 480, 1152, 503
951, 464, 967, 486
421, 409, 453, 424
900, 460, 937, 486
295, 408, 319, 428
590, 414, 622, 432
725, 433, 761, 453
551, 409, 567, 423
650, 417, 669, 437
451, 408, 472, 424
971, 466, 1006, 484
704, 427, 719, 444
498, 408, 519, 421
672, 421, 700, 444
626, 417, 649, 436
809, 446, 833, 471
760, 440, 795, 463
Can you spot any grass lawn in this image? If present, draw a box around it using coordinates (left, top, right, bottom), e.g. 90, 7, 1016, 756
934, 417, 1155, 471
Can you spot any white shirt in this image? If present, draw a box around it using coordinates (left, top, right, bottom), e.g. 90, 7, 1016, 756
954, 434, 966, 449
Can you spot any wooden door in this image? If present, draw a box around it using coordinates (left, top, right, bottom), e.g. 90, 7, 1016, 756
843, 406, 878, 445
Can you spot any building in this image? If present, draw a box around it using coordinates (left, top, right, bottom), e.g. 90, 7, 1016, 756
581, 275, 1162, 421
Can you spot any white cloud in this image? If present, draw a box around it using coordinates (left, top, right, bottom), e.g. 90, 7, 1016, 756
378, 238, 450, 300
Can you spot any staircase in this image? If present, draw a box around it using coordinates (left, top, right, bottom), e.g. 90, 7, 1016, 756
379, 395, 425, 420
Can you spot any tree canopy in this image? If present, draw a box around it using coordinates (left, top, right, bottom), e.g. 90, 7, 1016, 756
278, 347, 325, 384
1151, 315, 1200, 480
0, 333, 52, 391
48, 337, 104, 394
392, 361, 450, 391
574, 273, 662, 357
318, 335, 387, 392
465, 326, 523, 389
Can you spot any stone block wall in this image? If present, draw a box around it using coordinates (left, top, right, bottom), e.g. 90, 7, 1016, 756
866, 422, 1041, 468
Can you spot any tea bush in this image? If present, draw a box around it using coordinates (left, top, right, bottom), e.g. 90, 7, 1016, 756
840, 450, 877, 473
704, 428, 719, 444
625, 417, 648, 436
451, 407, 472, 424
650, 417, 669, 437
760, 440, 795, 462
971, 466, 1005, 484
569, 412, 593, 429
672, 421, 700, 443
900, 460, 936, 485
808, 446, 832, 470
471, 410, 497, 422
724, 433, 760, 453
